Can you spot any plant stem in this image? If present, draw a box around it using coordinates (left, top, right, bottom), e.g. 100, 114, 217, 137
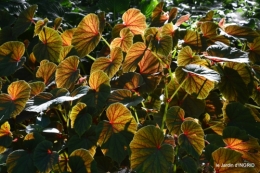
245, 103, 260, 110
203, 121, 223, 131
169, 77, 188, 102
131, 106, 140, 124
86, 54, 96, 61
23, 64, 34, 75
4, 76, 10, 83
173, 145, 178, 173
161, 76, 169, 131
101, 35, 110, 47
79, 61, 86, 75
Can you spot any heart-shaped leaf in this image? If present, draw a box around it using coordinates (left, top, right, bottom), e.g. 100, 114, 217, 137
6, 150, 37, 173
177, 46, 200, 66
0, 80, 30, 121
53, 17, 62, 30
122, 42, 146, 72
97, 103, 137, 163
113, 8, 146, 36
168, 7, 178, 22
33, 27, 63, 63
90, 47, 123, 78
33, 140, 59, 173
166, 106, 185, 136
0, 41, 26, 77
183, 30, 202, 48
61, 28, 75, 46
178, 120, 205, 158
29, 82, 45, 98
55, 55, 80, 89
248, 36, 260, 63
225, 62, 251, 85
0, 122, 12, 147
150, 35, 173, 57
130, 125, 174, 173
212, 148, 246, 173
151, 2, 168, 27
108, 89, 143, 107
12, 5, 37, 38
72, 13, 101, 57
34, 18, 48, 37
36, 60, 57, 85
200, 21, 218, 38
69, 149, 97, 173
138, 49, 163, 74
175, 66, 215, 99
69, 102, 92, 137
89, 70, 110, 91
53, 152, 71, 172
111, 28, 134, 52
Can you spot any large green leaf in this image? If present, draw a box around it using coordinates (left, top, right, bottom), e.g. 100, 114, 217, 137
225, 102, 260, 139
6, 150, 37, 173
0, 41, 26, 77
72, 13, 101, 58
12, 5, 38, 38
23, 132, 45, 151
55, 56, 80, 89
0, 80, 31, 122
69, 102, 92, 137
97, 103, 137, 163
69, 149, 97, 173
178, 120, 205, 158
26, 87, 88, 112
166, 106, 185, 136
130, 125, 174, 173
33, 27, 63, 63
33, 140, 59, 173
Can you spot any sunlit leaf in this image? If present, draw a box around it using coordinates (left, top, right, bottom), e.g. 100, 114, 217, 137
97, 103, 137, 163
248, 36, 260, 63
69, 149, 97, 173
55, 56, 80, 89
33, 140, 59, 173
59, 45, 78, 61
61, 28, 75, 46
175, 66, 215, 99
178, 120, 205, 158
29, 81, 45, 98
161, 23, 179, 47
224, 24, 259, 42
225, 62, 251, 85
212, 148, 247, 173
53, 17, 62, 30
6, 150, 37, 173
205, 41, 249, 63
175, 14, 190, 27
150, 2, 169, 27
166, 106, 185, 136
177, 46, 200, 66
69, 102, 92, 137
72, 13, 101, 57
0, 81, 30, 121
200, 21, 218, 38
168, 7, 178, 22
225, 102, 260, 139
53, 152, 71, 172
12, 5, 37, 38
218, 66, 249, 103
223, 135, 260, 172
0, 122, 12, 147
183, 30, 202, 48
33, 27, 63, 63
108, 89, 143, 107
90, 47, 123, 78
138, 49, 163, 74
111, 28, 133, 52
130, 125, 174, 173
36, 60, 57, 85
0, 41, 26, 77
34, 18, 48, 37
89, 70, 110, 91
122, 42, 146, 72
199, 10, 214, 22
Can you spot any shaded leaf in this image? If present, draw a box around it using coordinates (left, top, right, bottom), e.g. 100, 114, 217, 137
55, 56, 80, 89
130, 125, 174, 173
112, 72, 144, 90
72, 13, 101, 58
33, 140, 59, 173
0, 41, 26, 77
166, 106, 185, 136
0, 122, 12, 147
23, 132, 45, 151
33, 27, 63, 63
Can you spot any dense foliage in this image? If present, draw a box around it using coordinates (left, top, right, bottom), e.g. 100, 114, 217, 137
1, 0, 260, 173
